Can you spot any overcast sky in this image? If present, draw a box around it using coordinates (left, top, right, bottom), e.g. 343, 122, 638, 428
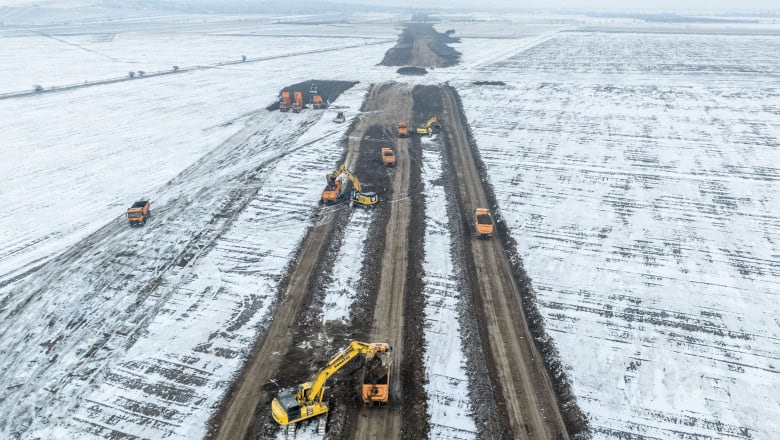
359, 0, 777, 10
0, 0, 777, 11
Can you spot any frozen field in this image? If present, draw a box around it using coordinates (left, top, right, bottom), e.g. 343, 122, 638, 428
0, 22, 394, 283
457, 28, 780, 439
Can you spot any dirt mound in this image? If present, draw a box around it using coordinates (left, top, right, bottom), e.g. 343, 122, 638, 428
397, 67, 428, 76
472, 80, 506, 86
266, 80, 358, 111
380, 23, 461, 68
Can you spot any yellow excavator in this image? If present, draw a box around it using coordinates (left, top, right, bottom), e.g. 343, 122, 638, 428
321, 164, 379, 207
416, 116, 441, 136
271, 341, 392, 429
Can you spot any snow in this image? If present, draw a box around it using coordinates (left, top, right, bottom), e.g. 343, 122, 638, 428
420, 137, 477, 439
456, 27, 780, 440
321, 209, 374, 323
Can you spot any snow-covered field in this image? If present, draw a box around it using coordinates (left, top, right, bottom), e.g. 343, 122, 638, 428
457, 28, 780, 439
0, 23, 393, 283
321, 209, 374, 323
420, 138, 477, 439
0, 12, 398, 438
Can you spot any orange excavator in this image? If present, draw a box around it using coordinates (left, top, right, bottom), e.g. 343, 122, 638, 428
280, 91, 291, 112
292, 91, 303, 113
312, 95, 324, 109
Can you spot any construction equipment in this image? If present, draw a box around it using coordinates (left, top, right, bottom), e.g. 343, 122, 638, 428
271, 341, 391, 427
309, 82, 318, 94
312, 95, 324, 109
321, 164, 379, 207
474, 208, 494, 238
127, 200, 151, 226
333, 111, 345, 123
397, 122, 409, 138
280, 91, 291, 112
362, 352, 391, 406
292, 91, 304, 113
416, 116, 441, 136
381, 147, 396, 167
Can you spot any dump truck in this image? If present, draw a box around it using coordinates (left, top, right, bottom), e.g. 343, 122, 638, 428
362, 352, 391, 406
474, 208, 494, 238
397, 121, 409, 138
127, 200, 150, 226
292, 91, 303, 113
416, 116, 441, 136
381, 147, 396, 167
272, 341, 391, 434
280, 91, 291, 112
312, 95, 324, 109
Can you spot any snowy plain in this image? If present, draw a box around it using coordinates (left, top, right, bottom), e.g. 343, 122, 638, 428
3, 7, 779, 440
456, 28, 780, 439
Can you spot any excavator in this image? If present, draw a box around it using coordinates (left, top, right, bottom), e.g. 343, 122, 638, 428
321, 164, 379, 207
271, 341, 392, 432
416, 116, 441, 136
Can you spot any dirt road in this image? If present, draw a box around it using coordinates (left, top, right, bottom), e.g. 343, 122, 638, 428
434, 85, 571, 440
349, 85, 415, 440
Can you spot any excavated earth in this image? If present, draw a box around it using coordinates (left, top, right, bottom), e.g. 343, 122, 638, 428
380, 22, 461, 68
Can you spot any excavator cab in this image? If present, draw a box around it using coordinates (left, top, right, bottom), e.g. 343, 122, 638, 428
351, 191, 379, 207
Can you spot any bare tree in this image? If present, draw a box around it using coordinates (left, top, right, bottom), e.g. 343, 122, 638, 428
137, 71, 145, 77
172, 65, 179, 72
33, 84, 43, 92
242, 55, 247, 62
128, 71, 136, 78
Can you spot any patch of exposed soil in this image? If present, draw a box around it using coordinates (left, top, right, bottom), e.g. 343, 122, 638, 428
397, 67, 428, 76
444, 85, 591, 438
380, 23, 461, 68
472, 81, 506, 86
266, 80, 358, 111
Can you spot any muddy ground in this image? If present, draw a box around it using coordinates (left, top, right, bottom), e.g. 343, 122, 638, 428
380, 23, 461, 68
266, 80, 358, 111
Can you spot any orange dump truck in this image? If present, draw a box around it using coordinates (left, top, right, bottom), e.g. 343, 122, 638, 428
381, 147, 396, 167
280, 91, 291, 112
292, 91, 303, 113
474, 208, 493, 238
127, 200, 150, 226
321, 173, 343, 203
397, 122, 408, 138
362, 353, 390, 405
312, 95, 324, 109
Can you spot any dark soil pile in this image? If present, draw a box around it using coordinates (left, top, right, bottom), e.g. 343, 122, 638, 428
266, 80, 358, 111
397, 67, 428, 76
472, 80, 506, 86
380, 22, 461, 68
